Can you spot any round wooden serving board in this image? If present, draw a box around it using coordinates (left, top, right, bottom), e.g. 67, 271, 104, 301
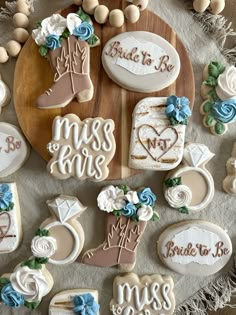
14, 3, 195, 180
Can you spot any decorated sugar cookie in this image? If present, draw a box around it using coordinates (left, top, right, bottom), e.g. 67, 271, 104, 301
32, 9, 100, 109
200, 62, 236, 136
0, 183, 22, 253
49, 289, 100, 315
0, 74, 11, 113
129, 96, 192, 171
82, 185, 159, 271
47, 114, 116, 181
0, 259, 53, 310
223, 142, 236, 196
164, 143, 215, 213
0, 122, 30, 177
102, 31, 180, 93
110, 273, 175, 315
157, 220, 232, 276
31, 195, 87, 265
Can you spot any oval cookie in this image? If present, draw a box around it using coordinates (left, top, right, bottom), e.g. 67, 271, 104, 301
102, 31, 180, 93
157, 220, 232, 276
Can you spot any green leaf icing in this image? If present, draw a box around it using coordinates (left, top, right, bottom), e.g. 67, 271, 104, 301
215, 122, 226, 135
208, 61, 225, 79
77, 8, 91, 22
207, 89, 219, 102
113, 210, 122, 217
165, 177, 182, 188
0, 278, 10, 293
203, 76, 217, 87
61, 28, 70, 39
131, 214, 139, 222
169, 117, 188, 126
118, 185, 129, 194
39, 45, 48, 57
178, 206, 189, 214
203, 101, 213, 113
0, 201, 14, 213
205, 114, 215, 126
87, 34, 99, 46
35, 229, 50, 237
152, 212, 160, 222
24, 301, 40, 310
35, 21, 42, 28
21, 257, 49, 270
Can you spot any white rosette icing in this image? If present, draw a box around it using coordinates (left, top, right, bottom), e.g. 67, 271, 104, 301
31, 236, 57, 258
137, 205, 154, 221
66, 13, 82, 35
32, 14, 67, 46
97, 185, 126, 212
125, 191, 139, 204
10, 266, 51, 302
216, 66, 236, 101
165, 185, 192, 208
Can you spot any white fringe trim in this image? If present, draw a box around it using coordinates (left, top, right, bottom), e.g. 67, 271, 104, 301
175, 255, 236, 314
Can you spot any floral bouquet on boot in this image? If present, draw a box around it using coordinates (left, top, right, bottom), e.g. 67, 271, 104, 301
82, 185, 159, 271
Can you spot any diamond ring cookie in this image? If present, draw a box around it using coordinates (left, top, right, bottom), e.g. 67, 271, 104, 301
49, 289, 100, 315
47, 114, 116, 181
31, 195, 87, 265
157, 220, 232, 276
223, 142, 236, 196
0, 74, 11, 113
102, 31, 180, 93
0, 122, 30, 177
82, 185, 159, 271
110, 273, 175, 315
129, 96, 192, 171
0, 183, 22, 254
200, 61, 236, 136
164, 143, 215, 214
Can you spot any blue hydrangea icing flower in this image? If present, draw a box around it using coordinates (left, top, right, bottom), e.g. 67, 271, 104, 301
45, 34, 61, 50
73, 293, 100, 315
165, 95, 192, 123
138, 188, 156, 207
0, 184, 13, 211
1, 283, 25, 309
73, 22, 94, 41
122, 203, 137, 217
212, 99, 236, 124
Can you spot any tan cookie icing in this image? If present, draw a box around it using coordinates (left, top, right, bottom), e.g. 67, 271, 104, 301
129, 97, 186, 171
110, 273, 175, 315
223, 142, 236, 196
157, 220, 232, 276
102, 32, 180, 93
0, 183, 22, 254
47, 114, 116, 181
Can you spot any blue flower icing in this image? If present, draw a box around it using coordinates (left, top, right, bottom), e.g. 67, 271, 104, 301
165, 95, 192, 122
0, 184, 13, 210
45, 34, 61, 50
138, 188, 156, 207
73, 22, 94, 41
1, 283, 25, 308
73, 293, 100, 315
212, 99, 236, 124
122, 203, 137, 217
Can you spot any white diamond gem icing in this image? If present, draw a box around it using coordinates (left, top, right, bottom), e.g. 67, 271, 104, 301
183, 143, 214, 167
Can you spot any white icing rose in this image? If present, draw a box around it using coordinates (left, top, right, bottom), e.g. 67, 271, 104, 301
216, 66, 236, 100
10, 266, 51, 302
67, 13, 82, 35
32, 14, 67, 46
137, 205, 153, 221
165, 185, 192, 209
97, 185, 126, 212
31, 236, 57, 258
125, 191, 139, 204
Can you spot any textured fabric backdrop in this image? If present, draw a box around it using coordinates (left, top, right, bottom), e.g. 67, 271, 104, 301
0, 0, 235, 314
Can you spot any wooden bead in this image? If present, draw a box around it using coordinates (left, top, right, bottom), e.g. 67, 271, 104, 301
13, 28, 30, 43
124, 5, 140, 23
209, 0, 225, 14
133, 0, 149, 11
94, 5, 109, 24
109, 9, 124, 28
0, 47, 9, 64
16, 0, 31, 16
13, 13, 29, 28
82, 0, 99, 15
6, 40, 22, 57
193, 0, 210, 12
73, 0, 82, 5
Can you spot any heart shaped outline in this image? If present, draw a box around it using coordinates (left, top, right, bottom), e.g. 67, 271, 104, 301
138, 124, 179, 162
0, 212, 11, 243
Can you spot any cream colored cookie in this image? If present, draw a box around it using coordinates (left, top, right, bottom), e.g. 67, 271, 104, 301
223, 142, 236, 196
0, 74, 11, 113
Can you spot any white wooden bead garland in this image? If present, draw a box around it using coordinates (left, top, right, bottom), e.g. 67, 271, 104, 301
73, 0, 149, 27
0, 0, 31, 64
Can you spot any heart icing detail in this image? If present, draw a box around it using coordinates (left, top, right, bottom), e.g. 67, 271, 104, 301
138, 124, 179, 162
0, 212, 11, 243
